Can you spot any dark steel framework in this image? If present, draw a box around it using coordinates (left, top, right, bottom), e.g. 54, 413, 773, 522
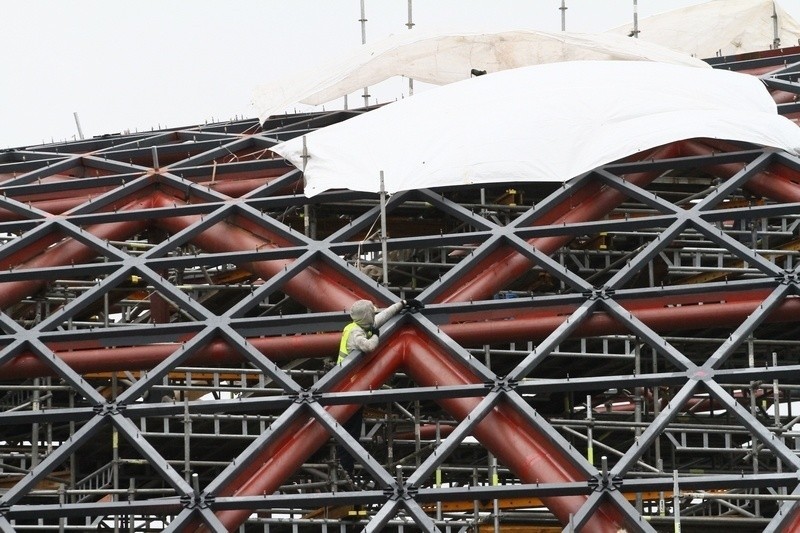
2, 47, 800, 533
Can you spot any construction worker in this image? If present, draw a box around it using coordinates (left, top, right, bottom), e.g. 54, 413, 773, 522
335, 298, 423, 482
337, 299, 420, 364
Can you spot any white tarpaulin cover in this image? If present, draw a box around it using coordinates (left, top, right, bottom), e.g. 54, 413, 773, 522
253, 29, 708, 122
609, 0, 800, 59
270, 60, 800, 198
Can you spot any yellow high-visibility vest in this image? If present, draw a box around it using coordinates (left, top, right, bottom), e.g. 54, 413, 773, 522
337, 322, 372, 364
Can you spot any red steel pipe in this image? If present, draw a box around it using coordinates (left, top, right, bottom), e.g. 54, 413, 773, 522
681, 139, 800, 203
0, 198, 152, 309
436, 139, 800, 305
151, 193, 379, 312
2, 333, 339, 378
441, 289, 800, 347
4, 288, 798, 379
0, 172, 289, 221
401, 331, 628, 532
436, 143, 685, 304
195, 341, 406, 532
394, 423, 457, 441
5, 138, 799, 530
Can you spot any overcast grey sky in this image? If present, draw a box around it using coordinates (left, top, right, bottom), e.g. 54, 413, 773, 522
2, 1, 799, 149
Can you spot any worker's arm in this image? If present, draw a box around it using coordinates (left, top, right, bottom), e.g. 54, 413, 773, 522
373, 301, 405, 329
349, 327, 380, 353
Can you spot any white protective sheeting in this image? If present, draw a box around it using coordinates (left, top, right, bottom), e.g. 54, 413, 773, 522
253, 29, 708, 122
608, 0, 800, 59
270, 60, 800, 198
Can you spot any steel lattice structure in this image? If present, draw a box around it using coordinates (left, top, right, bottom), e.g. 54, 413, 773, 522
2, 47, 800, 532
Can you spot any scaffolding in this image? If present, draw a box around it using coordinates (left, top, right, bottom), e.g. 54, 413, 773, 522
1, 46, 800, 532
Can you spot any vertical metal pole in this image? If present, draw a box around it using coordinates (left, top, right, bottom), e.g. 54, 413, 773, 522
104, 258, 110, 327
634, 342, 643, 513
491, 455, 499, 532
407, 0, 415, 96
184, 392, 192, 482
653, 348, 662, 482
586, 394, 594, 465
773, 351, 781, 427
32, 378, 40, 468
747, 334, 762, 516
750, 379, 761, 517
658, 458, 666, 517
560, 0, 567, 32
472, 467, 480, 529
387, 406, 394, 468
632, 0, 639, 38
301, 136, 309, 172
414, 400, 421, 467
435, 421, 442, 521
360, 0, 370, 107
302, 136, 311, 238
73, 112, 85, 140
772, 2, 781, 49
45, 377, 54, 455
112, 372, 120, 533
672, 469, 681, 532
128, 478, 135, 533
774, 354, 782, 479
379, 171, 389, 287
69, 391, 76, 489
330, 443, 339, 493
58, 483, 66, 533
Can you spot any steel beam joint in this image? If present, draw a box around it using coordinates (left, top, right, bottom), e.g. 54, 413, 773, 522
293, 388, 319, 404
180, 493, 213, 510
588, 474, 622, 493
384, 483, 418, 501
584, 287, 615, 300
490, 377, 518, 393
92, 401, 126, 416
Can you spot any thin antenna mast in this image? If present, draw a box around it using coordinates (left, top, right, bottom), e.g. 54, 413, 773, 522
73, 112, 84, 140
560, 0, 567, 32
407, 0, 415, 96
632, 0, 639, 38
360, 0, 370, 107
773, 1, 781, 49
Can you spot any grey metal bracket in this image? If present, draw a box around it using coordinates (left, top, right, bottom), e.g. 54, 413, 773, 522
490, 377, 518, 393
583, 287, 615, 300
384, 483, 418, 501
293, 388, 319, 404
588, 474, 622, 493
92, 401, 126, 416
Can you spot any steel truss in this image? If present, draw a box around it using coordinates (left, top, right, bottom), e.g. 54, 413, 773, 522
2, 49, 800, 533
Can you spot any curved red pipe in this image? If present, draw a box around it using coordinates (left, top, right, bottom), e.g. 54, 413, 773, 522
151, 193, 380, 312
0, 198, 152, 309
437, 143, 684, 304
681, 139, 800, 203
4, 288, 799, 379
196, 341, 406, 532
401, 331, 627, 532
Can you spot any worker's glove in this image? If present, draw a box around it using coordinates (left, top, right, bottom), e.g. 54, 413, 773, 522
366, 325, 380, 338
402, 298, 425, 313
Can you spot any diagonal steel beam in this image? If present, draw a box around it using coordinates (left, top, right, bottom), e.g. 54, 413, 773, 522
402, 333, 628, 531
433, 144, 685, 304
0, 416, 106, 506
